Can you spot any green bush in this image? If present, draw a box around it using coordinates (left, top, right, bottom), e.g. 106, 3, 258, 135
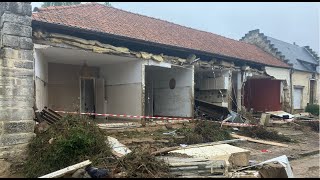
194, 121, 231, 142
23, 115, 112, 178
305, 104, 319, 116
175, 121, 231, 144
115, 148, 172, 178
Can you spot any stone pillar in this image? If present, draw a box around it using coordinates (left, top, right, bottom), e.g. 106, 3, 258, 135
0, 2, 35, 176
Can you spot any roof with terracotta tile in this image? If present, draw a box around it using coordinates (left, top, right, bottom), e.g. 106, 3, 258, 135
32, 2, 290, 68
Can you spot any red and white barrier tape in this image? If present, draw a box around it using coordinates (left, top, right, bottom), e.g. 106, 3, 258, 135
54, 111, 258, 127
54, 111, 193, 121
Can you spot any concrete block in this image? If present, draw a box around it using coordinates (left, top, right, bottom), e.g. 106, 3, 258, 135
0, 159, 11, 177
14, 60, 33, 69
0, 143, 29, 158
0, 108, 34, 121
0, 12, 32, 27
19, 49, 33, 60
0, 132, 35, 146
0, 77, 32, 86
2, 120, 35, 134
15, 76, 33, 86
0, 96, 33, 108
0, 86, 33, 96
0, 48, 33, 61
1, 34, 19, 48
2, 22, 32, 37
0, 77, 13, 85
19, 37, 33, 50
260, 113, 270, 126
0, 2, 32, 16
0, 58, 14, 67
0, 67, 33, 77
170, 144, 250, 167
0, 121, 3, 134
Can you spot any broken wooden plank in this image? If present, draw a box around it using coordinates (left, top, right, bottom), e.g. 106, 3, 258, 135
39, 160, 92, 178
230, 134, 289, 147
49, 108, 63, 118
42, 109, 60, 122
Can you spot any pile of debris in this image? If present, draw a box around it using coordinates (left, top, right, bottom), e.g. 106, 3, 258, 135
27, 107, 300, 178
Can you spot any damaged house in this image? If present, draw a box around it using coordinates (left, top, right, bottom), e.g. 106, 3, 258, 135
30, 3, 292, 119
241, 29, 320, 113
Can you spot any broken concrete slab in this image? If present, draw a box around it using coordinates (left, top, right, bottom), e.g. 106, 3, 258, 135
260, 113, 271, 126
106, 136, 131, 157
169, 144, 250, 167
158, 156, 228, 177
258, 162, 288, 178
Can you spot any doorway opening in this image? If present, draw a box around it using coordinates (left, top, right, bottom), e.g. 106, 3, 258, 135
80, 78, 95, 114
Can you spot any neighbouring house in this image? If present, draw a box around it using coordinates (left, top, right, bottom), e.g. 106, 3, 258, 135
241, 29, 320, 113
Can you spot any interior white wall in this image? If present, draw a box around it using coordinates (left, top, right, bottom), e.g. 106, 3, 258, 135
48, 63, 99, 112
146, 65, 193, 117
34, 50, 48, 110
100, 60, 143, 115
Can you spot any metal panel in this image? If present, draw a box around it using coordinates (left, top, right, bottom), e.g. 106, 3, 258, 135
244, 79, 281, 112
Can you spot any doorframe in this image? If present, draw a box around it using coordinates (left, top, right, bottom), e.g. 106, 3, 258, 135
293, 85, 304, 110
79, 77, 96, 113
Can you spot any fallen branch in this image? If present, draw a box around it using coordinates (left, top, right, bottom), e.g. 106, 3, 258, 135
39, 160, 92, 178
230, 134, 289, 147
151, 147, 180, 156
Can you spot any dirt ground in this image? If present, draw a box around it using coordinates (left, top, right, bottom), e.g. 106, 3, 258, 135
290, 154, 320, 178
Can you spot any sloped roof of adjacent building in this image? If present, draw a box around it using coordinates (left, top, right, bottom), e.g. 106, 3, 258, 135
266, 36, 319, 72
32, 2, 289, 68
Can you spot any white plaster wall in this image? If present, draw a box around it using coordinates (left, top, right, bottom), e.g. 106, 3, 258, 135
34, 50, 48, 110
147, 66, 193, 117
100, 60, 142, 85
100, 60, 143, 115
265, 67, 291, 85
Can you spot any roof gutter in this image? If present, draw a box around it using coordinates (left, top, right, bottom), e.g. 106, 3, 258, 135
32, 20, 290, 69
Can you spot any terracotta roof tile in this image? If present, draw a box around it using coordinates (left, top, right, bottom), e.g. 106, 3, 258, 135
32, 3, 289, 68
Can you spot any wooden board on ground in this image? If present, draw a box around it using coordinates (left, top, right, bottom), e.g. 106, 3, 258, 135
230, 134, 289, 147
39, 160, 92, 178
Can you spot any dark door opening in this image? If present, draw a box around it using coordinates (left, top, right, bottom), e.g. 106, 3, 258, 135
80, 78, 95, 114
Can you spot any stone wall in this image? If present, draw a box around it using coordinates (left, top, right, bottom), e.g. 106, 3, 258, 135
0, 2, 34, 177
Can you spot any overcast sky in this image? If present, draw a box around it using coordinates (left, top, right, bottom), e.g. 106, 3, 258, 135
31, 2, 320, 54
